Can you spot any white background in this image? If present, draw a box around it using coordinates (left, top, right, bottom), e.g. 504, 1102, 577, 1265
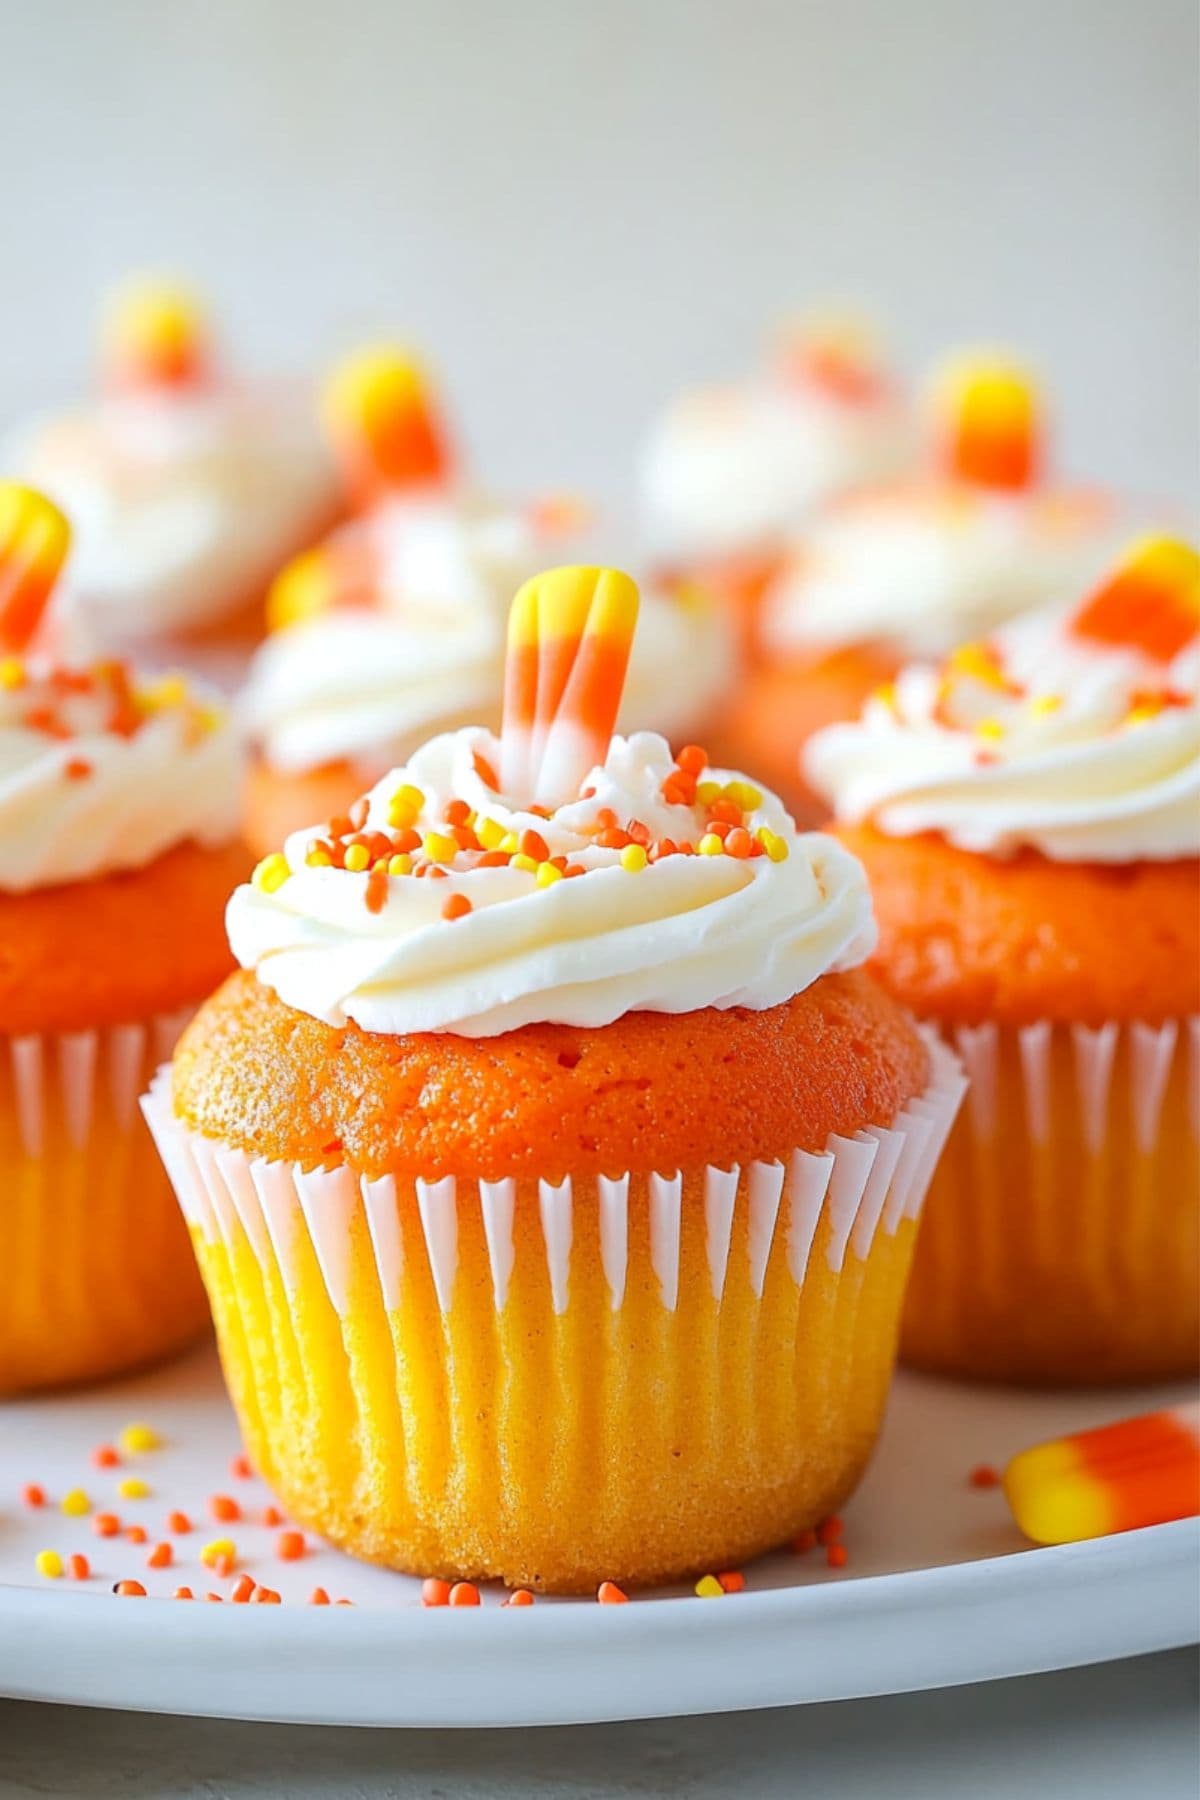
1, 0, 1196, 515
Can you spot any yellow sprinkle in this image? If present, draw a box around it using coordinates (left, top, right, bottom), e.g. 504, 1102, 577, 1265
60, 1488, 90, 1517
477, 817, 507, 851
1028, 693, 1063, 717
35, 1550, 63, 1580
975, 719, 1005, 741
306, 848, 333, 868
536, 860, 564, 886
510, 852, 538, 874
117, 1477, 150, 1501
119, 1423, 161, 1454
694, 1574, 724, 1598
343, 843, 371, 873
620, 843, 648, 872
387, 853, 413, 876
757, 828, 790, 863
873, 681, 897, 711
138, 673, 188, 712
499, 831, 520, 854
200, 1537, 236, 1568
423, 831, 458, 865
699, 833, 725, 857
252, 853, 291, 895
0, 656, 24, 689
1126, 702, 1162, 728
949, 641, 1006, 688
696, 780, 723, 805
724, 780, 762, 812
387, 800, 418, 830
393, 784, 424, 813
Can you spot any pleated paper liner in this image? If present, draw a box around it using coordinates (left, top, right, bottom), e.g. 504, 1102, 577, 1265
902, 1016, 1200, 1385
143, 1033, 965, 1592
1, 1008, 211, 1395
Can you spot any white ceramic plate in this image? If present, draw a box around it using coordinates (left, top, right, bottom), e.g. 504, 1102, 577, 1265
1, 1345, 1196, 1726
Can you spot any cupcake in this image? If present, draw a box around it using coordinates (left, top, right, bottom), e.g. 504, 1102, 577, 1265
806, 536, 1200, 1385
242, 349, 729, 857
145, 564, 963, 1592
0, 483, 248, 1394
639, 317, 912, 655
4, 278, 341, 661
721, 357, 1124, 819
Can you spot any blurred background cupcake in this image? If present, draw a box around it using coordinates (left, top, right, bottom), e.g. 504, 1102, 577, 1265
243, 348, 730, 855
3, 277, 341, 671
638, 315, 913, 656
806, 536, 1200, 1384
0, 483, 248, 1393
147, 565, 963, 1591
719, 356, 1126, 818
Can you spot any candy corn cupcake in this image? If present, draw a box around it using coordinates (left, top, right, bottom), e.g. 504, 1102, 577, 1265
146, 565, 963, 1592
639, 317, 912, 657
4, 278, 340, 658
242, 349, 729, 856
720, 357, 1123, 820
807, 537, 1200, 1385
0, 484, 247, 1394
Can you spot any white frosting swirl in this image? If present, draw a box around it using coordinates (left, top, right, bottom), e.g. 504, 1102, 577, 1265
764, 484, 1123, 659
806, 609, 1200, 862
0, 660, 242, 891
5, 385, 337, 641
639, 381, 910, 561
227, 729, 876, 1036
244, 498, 729, 776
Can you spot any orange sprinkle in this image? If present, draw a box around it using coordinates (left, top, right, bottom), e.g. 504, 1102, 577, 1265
21, 1483, 46, 1508
626, 819, 651, 847
260, 1506, 283, 1528
473, 750, 499, 790
335, 1598, 355, 1607
421, 1577, 451, 1608
724, 827, 754, 858
717, 1570, 745, 1593
969, 1463, 1002, 1489
827, 1544, 848, 1569
365, 863, 390, 915
90, 1445, 120, 1469
308, 1586, 331, 1605
676, 744, 708, 775
64, 757, 92, 781
146, 1541, 172, 1569
208, 1494, 241, 1522
276, 1530, 306, 1562
709, 799, 742, 825
443, 798, 470, 826
173, 1586, 195, 1600
166, 1510, 192, 1534
92, 1513, 120, 1538
477, 849, 511, 867
253, 1587, 282, 1604
231, 1574, 256, 1603
348, 797, 370, 830
205, 1593, 224, 1603
229, 1453, 253, 1481
816, 1515, 843, 1546
449, 1582, 480, 1607
563, 863, 586, 877
520, 827, 549, 862
597, 1581, 628, 1605
596, 827, 631, 850
125, 1525, 147, 1545
442, 893, 472, 922
212, 1554, 236, 1579
661, 776, 694, 807
115, 1580, 146, 1597
503, 1589, 535, 1607
66, 1553, 90, 1581
790, 1528, 817, 1554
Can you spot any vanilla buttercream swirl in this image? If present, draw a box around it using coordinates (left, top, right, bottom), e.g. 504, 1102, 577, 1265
227, 729, 876, 1036
806, 610, 1200, 861
0, 659, 242, 891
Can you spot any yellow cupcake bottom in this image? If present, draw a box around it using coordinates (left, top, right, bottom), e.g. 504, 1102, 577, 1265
1, 1019, 210, 1395
901, 1018, 1199, 1385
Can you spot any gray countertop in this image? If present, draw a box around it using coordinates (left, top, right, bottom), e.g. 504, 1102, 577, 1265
1, 1650, 1196, 1798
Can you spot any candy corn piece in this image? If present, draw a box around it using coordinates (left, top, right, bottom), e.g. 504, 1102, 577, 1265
101, 277, 211, 390
778, 311, 887, 405
0, 483, 71, 653
1070, 536, 1200, 665
500, 566, 639, 806
931, 354, 1041, 491
323, 347, 452, 506
1004, 1405, 1200, 1546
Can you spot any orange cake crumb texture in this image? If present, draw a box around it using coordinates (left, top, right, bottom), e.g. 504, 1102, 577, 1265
835, 823, 1200, 1027
173, 967, 929, 1183
0, 839, 250, 1035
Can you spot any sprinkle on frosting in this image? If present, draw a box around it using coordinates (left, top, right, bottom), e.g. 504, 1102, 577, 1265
806, 537, 1200, 863
228, 567, 875, 1036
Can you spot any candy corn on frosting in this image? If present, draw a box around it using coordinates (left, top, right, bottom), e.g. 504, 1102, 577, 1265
808, 539, 1200, 1383
0, 483, 247, 1393
152, 564, 965, 1588
4, 278, 339, 645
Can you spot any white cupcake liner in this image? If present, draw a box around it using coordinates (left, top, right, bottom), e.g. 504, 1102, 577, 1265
4, 1008, 195, 1161
949, 1015, 1199, 1155
141, 1030, 965, 1319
